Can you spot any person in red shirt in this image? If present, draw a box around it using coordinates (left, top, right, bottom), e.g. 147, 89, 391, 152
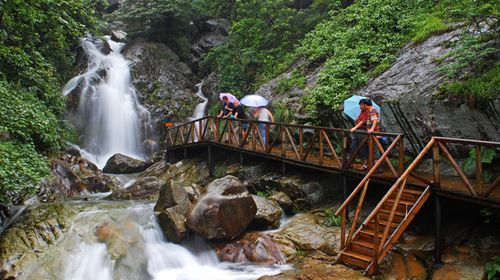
349, 98, 380, 170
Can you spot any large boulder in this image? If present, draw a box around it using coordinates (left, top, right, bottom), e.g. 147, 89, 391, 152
107, 176, 164, 200
154, 181, 192, 243
269, 212, 341, 258
250, 195, 283, 229
216, 232, 286, 265
186, 176, 257, 240
102, 153, 151, 174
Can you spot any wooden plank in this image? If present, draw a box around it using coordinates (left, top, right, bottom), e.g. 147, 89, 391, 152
476, 145, 483, 196
319, 130, 324, 165
322, 130, 342, 167
347, 180, 370, 244
285, 127, 300, 160
437, 141, 478, 196
373, 136, 398, 177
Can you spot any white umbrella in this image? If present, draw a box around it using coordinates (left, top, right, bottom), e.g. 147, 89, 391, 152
240, 94, 268, 107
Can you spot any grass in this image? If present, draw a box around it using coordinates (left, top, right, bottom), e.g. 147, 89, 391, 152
439, 62, 500, 100
412, 15, 449, 43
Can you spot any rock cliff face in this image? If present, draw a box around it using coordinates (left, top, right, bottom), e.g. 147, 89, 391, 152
123, 40, 199, 124
356, 30, 500, 153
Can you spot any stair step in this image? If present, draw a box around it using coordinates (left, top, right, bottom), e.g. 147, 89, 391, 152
351, 240, 375, 256
368, 219, 399, 229
402, 188, 424, 195
342, 250, 372, 269
352, 239, 375, 249
379, 209, 406, 217
387, 198, 415, 206
359, 228, 384, 238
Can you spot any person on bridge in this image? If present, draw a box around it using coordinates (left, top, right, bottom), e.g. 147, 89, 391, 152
349, 98, 380, 170
253, 107, 274, 145
217, 96, 234, 118
231, 99, 250, 139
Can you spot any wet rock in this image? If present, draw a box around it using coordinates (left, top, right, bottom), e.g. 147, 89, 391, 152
154, 181, 192, 242
380, 252, 427, 280
110, 29, 127, 42
102, 153, 152, 174
184, 183, 203, 202
432, 263, 485, 280
250, 195, 283, 229
108, 176, 164, 200
154, 180, 191, 213
139, 160, 168, 178
95, 221, 138, 260
0, 204, 78, 278
269, 213, 340, 256
216, 232, 286, 265
186, 176, 257, 240
269, 192, 293, 211
123, 40, 198, 125
51, 159, 85, 192
259, 252, 368, 280
157, 208, 189, 243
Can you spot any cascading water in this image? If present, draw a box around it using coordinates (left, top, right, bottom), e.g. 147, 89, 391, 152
63, 36, 156, 169
189, 82, 208, 142
17, 202, 285, 280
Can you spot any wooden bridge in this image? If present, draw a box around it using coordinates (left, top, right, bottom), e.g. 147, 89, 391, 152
165, 116, 500, 274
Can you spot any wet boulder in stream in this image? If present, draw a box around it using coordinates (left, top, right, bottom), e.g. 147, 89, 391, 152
155, 181, 192, 243
102, 153, 152, 174
186, 176, 257, 240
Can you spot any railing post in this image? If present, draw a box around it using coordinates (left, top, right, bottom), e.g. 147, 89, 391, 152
368, 134, 374, 170
432, 140, 441, 188
373, 212, 380, 271
475, 145, 483, 196
433, 194, 443, 267
208, 143, 213, 177
319, 130, 324, 165
340, 208, 346, 250
399, 136, 404, 176
299, 127, 304, 159
265, 123, 269, 152
342, 131, 348, 169
281, 125, 286, 156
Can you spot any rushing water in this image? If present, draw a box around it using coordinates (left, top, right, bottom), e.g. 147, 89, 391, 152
62, 36, 156, 169
18, 202, 284, 280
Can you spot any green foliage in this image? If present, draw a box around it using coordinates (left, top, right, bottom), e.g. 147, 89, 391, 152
0, 81, 63, 154
201, 0, 338, 95
208, 102, 221, 117
300, 0, 423, 116
256, 191, 268, 198
440, 61, 499, 100
323, 208, 342, 227
412, 15, 449, 43
276, 69, 306, 94
0, 0, 99, 204
463, 146, 498, 183
214, 165, 226, 178
485, 256, 500, 280
273, 100, 294, 124
0, 141, 50, 203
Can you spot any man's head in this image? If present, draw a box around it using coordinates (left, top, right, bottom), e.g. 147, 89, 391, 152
222, 96, 229, 104
359, 98, 372, 111
233, 100, 239, 107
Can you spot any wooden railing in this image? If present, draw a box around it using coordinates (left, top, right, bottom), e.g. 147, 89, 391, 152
335, 136, 500, 273
165, 117, 404, 173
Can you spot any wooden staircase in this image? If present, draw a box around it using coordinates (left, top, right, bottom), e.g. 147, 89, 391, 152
335, 138, 438, 275
337, 184, 431, 274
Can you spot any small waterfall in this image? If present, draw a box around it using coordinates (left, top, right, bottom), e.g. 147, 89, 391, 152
63, 36, 156, 169
190, 82, 208, 141
17, 202, 285, 279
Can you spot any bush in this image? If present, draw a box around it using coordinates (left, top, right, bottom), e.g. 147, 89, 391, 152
0, 141, 50, 203
412, 15, 449, 43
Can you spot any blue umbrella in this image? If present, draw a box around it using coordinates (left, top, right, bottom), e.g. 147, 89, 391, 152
343, 95, 381, 120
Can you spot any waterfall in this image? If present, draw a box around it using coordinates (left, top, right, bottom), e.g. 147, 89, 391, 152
63, 36, 156, 169
190, 82, 208, 141
16, 202, 285, 279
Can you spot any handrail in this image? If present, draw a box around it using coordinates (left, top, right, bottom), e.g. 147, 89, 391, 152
335, 135, 403, 216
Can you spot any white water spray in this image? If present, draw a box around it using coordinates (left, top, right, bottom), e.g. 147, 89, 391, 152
63, 36, 156, 169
